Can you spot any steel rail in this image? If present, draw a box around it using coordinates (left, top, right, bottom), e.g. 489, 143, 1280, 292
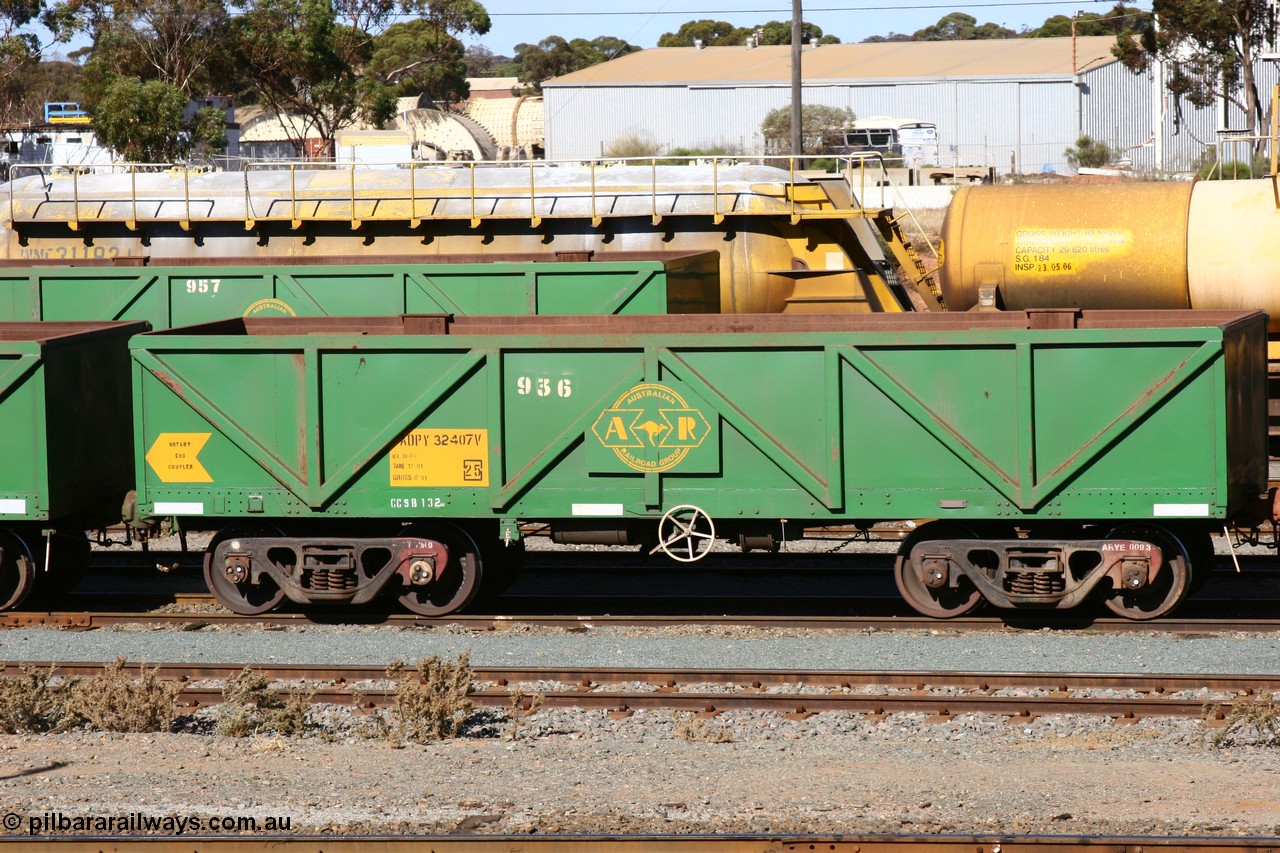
5, 661, 1277, 692
4, 610, 1280, 634
4, 662, 1272, 718
0, 835, 1277, 852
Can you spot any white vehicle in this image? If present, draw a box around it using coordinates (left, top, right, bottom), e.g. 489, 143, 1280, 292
831, 116, 939, 166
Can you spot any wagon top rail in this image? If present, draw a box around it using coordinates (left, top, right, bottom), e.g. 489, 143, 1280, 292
145, 308, 1265, 340
3, 154, 902, 232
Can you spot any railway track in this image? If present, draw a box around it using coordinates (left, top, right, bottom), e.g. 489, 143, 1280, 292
7, 661, 1274, 720
5, 609, 1280, 634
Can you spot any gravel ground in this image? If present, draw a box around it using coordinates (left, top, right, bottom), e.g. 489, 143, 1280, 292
1, 534, 1276, 838
0, 622, 1277, 837
0, 703, 1278, 837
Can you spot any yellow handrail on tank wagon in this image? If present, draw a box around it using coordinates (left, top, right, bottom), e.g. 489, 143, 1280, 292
6, 155, 903, 232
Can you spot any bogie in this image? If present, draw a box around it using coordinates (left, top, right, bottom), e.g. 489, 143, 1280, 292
894, 521, 1198, 620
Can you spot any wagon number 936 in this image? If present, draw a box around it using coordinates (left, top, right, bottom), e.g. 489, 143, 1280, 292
185, 278, 221, 294
515, 376, 573, 398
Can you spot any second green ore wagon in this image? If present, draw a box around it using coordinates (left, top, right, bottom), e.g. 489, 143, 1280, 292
130, 308, 1268, 620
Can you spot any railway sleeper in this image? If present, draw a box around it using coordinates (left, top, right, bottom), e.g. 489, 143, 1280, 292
906, 538, 1162, 610
212, 535, 450, 606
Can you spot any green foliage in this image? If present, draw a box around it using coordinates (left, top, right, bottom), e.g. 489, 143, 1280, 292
230, 0, 398, 155
1026, 4, 1148, 38
751, 20, 838, 45
666, 145, 739, 161
1114, 0, 1272, 138
463, 43, 508, 78
1064, 134, 1113, 169
91, 75, 189, 161
760, 104, 856, 154
912, 12, 1016, 40
370, 20, 464, 101
0, 0, 44, 122
508, 35, 638, 90
42, 0, 230, 94
1196, 153, 1274, 180
190, 105, 228, 155
0, 58, 81, 124
657, 19, 749, 47
369, 0, 490, 101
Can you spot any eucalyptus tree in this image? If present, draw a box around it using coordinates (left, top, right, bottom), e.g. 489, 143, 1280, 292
231, 0, 489, 156
368, 0, 490, 102
1114, 0, 1275, 147
43, 0, 230, 93
0, 0, 56, 123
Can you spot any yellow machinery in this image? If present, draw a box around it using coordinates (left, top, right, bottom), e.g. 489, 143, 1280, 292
0, 158, 938, 317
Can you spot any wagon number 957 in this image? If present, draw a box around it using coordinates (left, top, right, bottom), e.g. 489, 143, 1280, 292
515, 376, 572, 398
185, 278, 221, 294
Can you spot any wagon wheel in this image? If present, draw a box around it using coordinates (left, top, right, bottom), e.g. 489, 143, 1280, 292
397, 522, 483, 617
893, 521, 984, 618
1103, 524, 1191, 620
651, 505, 716, 563
0, 530, 35, 612
203, 523, 287, 615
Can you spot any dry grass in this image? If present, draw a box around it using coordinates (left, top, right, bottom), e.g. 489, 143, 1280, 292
905, 205, 947, 249
674, 714, 734, 743
0, 665, 63, 733
1206, 695, 1280, 747
216, 666, 313, 738
385, 653, 475, 744
507, 689, 544, 741
603, 133, 662, 159
64, 658, 179, 733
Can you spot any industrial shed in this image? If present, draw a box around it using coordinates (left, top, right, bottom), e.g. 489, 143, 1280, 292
542, 37, 1277, 175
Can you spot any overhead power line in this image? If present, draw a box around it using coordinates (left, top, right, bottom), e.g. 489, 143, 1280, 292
486, 1, 1144, 18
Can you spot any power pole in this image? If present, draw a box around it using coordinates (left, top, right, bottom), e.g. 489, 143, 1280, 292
790, 0, 802, 160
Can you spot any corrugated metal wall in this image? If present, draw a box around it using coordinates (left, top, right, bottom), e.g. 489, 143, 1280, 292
546, 64, 1277, 176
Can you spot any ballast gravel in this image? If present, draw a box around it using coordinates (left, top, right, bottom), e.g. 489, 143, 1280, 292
0, 623, 1277, 837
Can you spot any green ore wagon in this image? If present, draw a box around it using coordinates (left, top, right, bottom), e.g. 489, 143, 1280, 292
0, 252, 719, 328
0, 320, 146, 608
130, 309, 1268, 619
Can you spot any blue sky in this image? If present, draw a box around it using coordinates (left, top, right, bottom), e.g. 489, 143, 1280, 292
471, 0, 1149, 55
35, 0, 1149, 64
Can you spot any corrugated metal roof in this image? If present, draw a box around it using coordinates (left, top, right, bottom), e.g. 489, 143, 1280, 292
546, 37, 1119, 86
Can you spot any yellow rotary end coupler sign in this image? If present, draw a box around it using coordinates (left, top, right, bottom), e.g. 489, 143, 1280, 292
592, 383, 711, 473
390, 429, 490, 487
146, 433, 213, 483
1011, 227, 1133, 276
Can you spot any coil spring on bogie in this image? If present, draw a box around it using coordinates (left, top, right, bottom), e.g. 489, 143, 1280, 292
1005, 572, 1065, 596
302, 569, 358, 591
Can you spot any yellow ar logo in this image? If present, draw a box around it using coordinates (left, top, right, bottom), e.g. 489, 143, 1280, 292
591, 384, 711, 472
